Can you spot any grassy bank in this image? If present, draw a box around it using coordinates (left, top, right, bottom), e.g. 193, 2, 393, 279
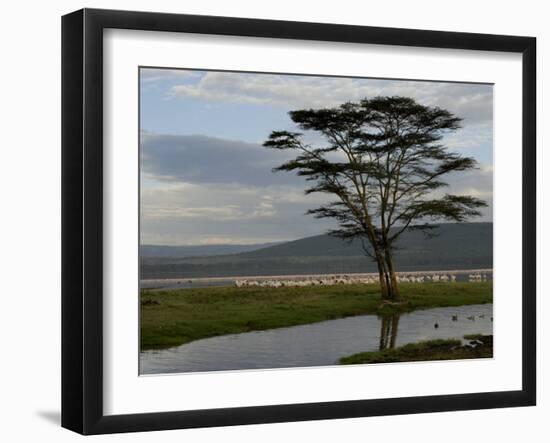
339, 334, 493, 365
140, 281, 492, 350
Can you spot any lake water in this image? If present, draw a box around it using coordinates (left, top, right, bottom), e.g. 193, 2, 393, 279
140, 303, 493, 375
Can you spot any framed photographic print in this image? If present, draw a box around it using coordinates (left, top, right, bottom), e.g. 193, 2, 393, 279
61, 8, 536, 435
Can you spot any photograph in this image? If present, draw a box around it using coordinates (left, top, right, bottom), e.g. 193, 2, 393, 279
0, 0, 544, 440
138, 68, 494, 375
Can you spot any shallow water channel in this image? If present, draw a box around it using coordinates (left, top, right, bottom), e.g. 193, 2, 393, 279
140, 303, 493, 375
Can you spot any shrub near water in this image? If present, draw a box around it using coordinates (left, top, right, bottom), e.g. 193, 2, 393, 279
140, 282, 492, 350
339, 335, 493, 364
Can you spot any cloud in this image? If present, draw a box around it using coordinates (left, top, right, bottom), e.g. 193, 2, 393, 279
169, 72, 493, 124
140, 161, 493, 245
444, 164, 493, 193
141, 119, 492, 188
444, 123, 493, 149
141, 117, 493, 244
141, 132, 302, 187
431, 164, 493, 221
140, 68, 200, 83
141, 183, 278, 221
141, 70, 493, 244
140, 182, 333, 245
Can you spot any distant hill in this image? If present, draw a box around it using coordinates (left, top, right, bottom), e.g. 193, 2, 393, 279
240, 223, 492, 259
140, 222, 493, 279
140, 242, 282, 258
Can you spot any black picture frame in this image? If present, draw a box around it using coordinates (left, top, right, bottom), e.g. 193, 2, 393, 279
61, 8, 536, 435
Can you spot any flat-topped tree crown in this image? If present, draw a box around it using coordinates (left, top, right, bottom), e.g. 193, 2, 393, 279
263, 96, 487, 301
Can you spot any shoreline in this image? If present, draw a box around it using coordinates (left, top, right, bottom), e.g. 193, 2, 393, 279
140, 281, 493, 350
141, 268, 493, 289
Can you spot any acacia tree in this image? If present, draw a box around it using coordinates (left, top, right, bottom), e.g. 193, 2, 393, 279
264, 96, 487, 301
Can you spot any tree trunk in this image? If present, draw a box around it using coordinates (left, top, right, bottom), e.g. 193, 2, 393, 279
375, 254, 390, 300
384, 250, 400, 301
369, 234, 398, 301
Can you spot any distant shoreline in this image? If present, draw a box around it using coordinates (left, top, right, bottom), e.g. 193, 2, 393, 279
140, 268, 493, 289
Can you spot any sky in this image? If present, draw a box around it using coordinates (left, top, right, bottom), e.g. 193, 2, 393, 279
140, 68, 493, 246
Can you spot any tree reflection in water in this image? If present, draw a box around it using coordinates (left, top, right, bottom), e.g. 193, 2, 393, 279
379, 314, 401, 350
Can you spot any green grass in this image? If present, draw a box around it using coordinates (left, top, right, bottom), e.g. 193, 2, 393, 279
339, 335, 493, 364
140, 281, 492, 350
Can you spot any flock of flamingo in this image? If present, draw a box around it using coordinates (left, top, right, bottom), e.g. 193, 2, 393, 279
234, 272, 491, 288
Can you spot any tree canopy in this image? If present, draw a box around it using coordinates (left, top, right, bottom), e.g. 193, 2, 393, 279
264, 96, 487, 300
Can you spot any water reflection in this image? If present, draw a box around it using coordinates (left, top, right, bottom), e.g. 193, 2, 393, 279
140, 303, 493, 375
379, 314, 400, 350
